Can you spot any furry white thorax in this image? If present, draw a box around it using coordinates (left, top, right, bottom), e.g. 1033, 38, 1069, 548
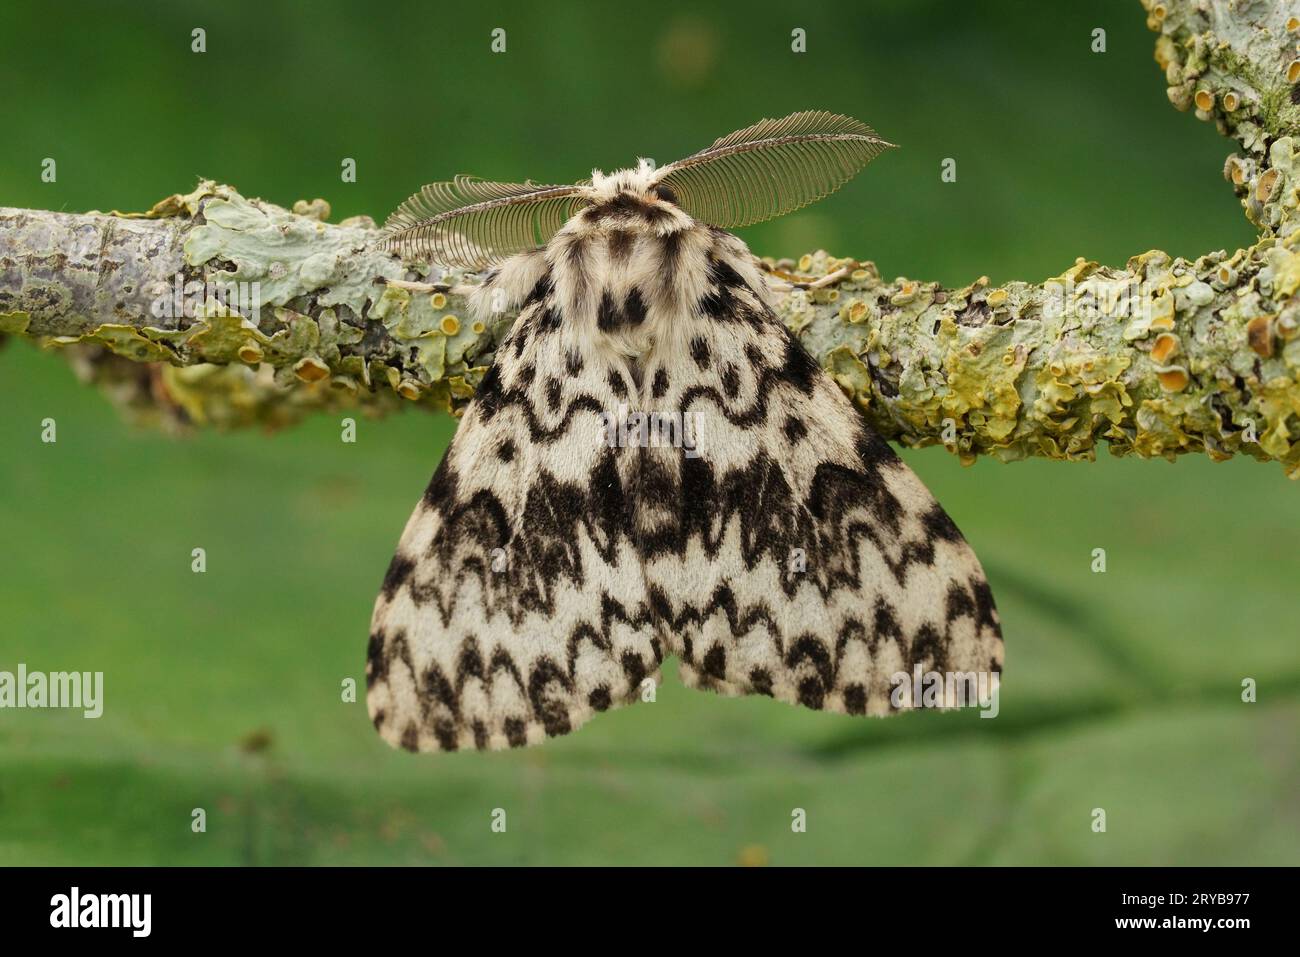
470, 161, 772, 365
587, 158, 662, 200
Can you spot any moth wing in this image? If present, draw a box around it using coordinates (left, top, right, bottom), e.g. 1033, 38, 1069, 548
637, 271, 1002, 715
367, 266, 660, 751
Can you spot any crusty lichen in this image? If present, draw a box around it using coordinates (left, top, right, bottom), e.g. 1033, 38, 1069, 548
770, 238, 1300, 477
2, 0, 1300, 474
0, 179, 504, 425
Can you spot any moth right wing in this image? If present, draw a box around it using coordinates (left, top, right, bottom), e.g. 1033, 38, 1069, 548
635, 243, 1003, 716
366, 256, 661, 751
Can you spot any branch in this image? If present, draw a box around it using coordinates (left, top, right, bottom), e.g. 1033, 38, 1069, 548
2, 0, 1300, 475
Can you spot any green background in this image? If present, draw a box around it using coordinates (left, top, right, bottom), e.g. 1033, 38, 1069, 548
1, 0, 1295, 865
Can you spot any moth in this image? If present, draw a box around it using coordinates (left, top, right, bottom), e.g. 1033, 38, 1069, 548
367, 111, 1003, 752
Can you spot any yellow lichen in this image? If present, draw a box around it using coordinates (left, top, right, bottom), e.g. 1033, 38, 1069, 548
291, 197, 331, 221
415, 332, 448, 381
1254, 376, 1300, 459
0, 311, 32, 335
1278, 305, 1300, 340
46, 323, 176, 363
293, 356, 330, 382
1268, 246, 1300, 297
108, 179, 220, 219
1154, 33, 1178, 70
1150, 332, 1180, 363
938, 318, 1025, 445
1156, 366, 1190, 392
823, 345, 873, 407
1247, 315, 1275, 357
1033, 368, 1077, 417
1133, 396, 1200, 459
1256, 168, 1280, 203
890, 280, 919, 306
179, 309, 277, 364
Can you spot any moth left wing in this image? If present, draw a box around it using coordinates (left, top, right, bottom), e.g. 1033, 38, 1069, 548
367, 256, 662, 750
635, 245, 1002, 715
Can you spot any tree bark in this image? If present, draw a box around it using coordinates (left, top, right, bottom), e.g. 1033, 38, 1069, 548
2, 0, 1300, 475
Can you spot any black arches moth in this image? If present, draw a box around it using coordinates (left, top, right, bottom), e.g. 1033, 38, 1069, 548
367, 111, 1003, 752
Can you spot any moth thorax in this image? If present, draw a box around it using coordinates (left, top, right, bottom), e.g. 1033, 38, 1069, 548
578, 218, 716, 367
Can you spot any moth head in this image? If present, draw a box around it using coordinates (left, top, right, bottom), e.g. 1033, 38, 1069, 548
568, 158, 696, 235
379, 111, 894, 270
585, 157, 658, 200
583, 157, 679, 206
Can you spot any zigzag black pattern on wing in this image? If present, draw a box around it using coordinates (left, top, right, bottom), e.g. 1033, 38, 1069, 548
648, 574, 998, 689
367, 590, 662, 750
378, 451, 637, 630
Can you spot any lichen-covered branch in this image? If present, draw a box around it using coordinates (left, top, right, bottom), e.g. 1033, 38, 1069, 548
3, 0, 1300, 475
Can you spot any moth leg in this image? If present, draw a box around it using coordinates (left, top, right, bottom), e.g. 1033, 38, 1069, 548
375, 276, 477, 297
758, 259, 859, 291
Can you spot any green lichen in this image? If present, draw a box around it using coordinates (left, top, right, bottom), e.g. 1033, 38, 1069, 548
53, 323, 174, 363
109, 182, 502, 416
103, 180, 216, 219
184, 190, 393, 312
0, 312, 31, 335
767, 231, 1300, 477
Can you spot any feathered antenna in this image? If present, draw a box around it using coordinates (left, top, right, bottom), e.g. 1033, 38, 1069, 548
652, 111, 894, 228
380, 176, 587, 269
381, 113, 891, 267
